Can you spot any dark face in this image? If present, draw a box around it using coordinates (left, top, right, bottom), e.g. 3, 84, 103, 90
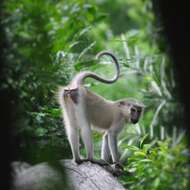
118, 100, 144, 123
130, 106, 142, 124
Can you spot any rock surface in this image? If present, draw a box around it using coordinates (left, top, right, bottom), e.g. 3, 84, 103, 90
11, 160, 125, 190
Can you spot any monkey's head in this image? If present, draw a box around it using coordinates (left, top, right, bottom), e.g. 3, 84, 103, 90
118, 99, 144, 124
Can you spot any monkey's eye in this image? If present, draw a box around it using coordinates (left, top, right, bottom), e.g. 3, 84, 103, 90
119, 101, 126, 106
131, 108, 136, 112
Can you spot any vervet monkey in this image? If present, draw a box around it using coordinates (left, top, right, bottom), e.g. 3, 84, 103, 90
58, 51, 144, 168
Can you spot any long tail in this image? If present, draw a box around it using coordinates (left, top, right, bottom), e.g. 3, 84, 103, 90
70, 51, 120, 87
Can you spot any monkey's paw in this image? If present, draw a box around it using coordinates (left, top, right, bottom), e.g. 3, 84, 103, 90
90, 159, 110, 166
111, 163, 124, 177
112, 162, 124, 170
80, 158, 109, 166
73, 158, 83, 165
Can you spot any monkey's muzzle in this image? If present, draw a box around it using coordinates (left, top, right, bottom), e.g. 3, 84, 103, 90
131, 118, 138, 124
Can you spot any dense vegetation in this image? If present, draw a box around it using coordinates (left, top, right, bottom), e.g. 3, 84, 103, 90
1, 0, 189, 189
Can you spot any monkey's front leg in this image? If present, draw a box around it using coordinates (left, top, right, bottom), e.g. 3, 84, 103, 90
108, 132, 124, 175
108, 132, 119, 163
88, 158, 110, 166
101, 133, 112, 163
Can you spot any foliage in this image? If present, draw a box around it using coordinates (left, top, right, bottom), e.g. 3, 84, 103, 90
119, 136, 189, 190
1, 0, 189, 189
1, 0, 103, 162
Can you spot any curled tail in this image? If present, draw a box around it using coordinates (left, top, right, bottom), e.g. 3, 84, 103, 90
70, 51, 120, 87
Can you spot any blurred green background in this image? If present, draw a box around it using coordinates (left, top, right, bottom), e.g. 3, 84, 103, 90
1, 0, 189, 189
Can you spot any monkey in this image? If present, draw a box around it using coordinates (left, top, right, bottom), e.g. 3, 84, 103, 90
58, 51, 144, 170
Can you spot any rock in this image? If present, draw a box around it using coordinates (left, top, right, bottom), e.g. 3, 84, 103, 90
11, 159, 125, 190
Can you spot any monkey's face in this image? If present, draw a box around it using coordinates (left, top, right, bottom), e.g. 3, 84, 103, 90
118, 100, 144, 124
130, 106, 142, 124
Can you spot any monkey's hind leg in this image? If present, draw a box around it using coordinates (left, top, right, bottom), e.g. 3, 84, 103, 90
71, 92, 95, 163
63, 99, 81, 164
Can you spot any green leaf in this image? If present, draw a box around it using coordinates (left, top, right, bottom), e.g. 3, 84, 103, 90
35, 128, 48, 137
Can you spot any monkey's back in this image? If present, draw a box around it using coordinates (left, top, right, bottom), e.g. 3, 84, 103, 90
85, 89, 117, 130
